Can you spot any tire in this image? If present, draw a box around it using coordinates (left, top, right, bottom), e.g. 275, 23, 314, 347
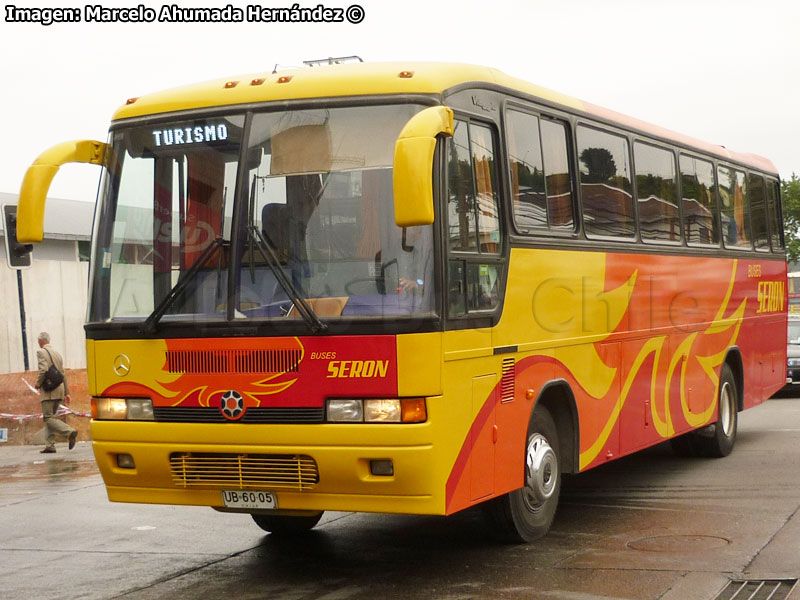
670, 363, 738, 458
484, 405, 561, 543
251, 511, 323, 534
694, 364, 738, 457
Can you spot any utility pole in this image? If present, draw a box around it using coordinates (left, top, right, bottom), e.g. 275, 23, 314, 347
17, 270, 29, 371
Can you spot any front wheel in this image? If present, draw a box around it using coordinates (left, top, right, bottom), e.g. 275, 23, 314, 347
251, 511, 323, 534
484, 405, 561, 543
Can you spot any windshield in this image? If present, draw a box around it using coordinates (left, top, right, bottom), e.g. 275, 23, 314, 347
88, 104, 435, 327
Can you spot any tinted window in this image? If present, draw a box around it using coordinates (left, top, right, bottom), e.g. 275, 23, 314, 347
718, 166, 750, 249
578, 126, 634, 238
680, 155, 718, 246
541, 119, 575, 231
506, 111, 575, 233
766, 179, 784, 250
748, 174, 769, 251
507, 110, 546, 230
634, 142, 679, 243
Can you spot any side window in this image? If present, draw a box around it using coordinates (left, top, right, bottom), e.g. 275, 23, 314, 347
470, 124, 501, 253
718, 165, 751, 249
447, 119, 502, 316
766, 179, 784, 250
448, 121, 478, 251
634, 142, 679, 243
506, 110, 575, 233
748, 174, 769, 251
507, 110, 546, 230
541, 119, 575, 231
578, 126, 634, 239
680, 155, 719, 246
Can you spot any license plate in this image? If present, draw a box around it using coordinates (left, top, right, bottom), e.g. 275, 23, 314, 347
221, 490, 277, 510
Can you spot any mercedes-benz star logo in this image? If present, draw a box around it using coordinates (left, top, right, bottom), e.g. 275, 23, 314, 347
113, 354, 131, 376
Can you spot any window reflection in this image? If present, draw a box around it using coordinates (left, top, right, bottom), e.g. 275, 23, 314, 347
680, 155, 718, 246
634, 142, 679, 243
718, 166, 750, 249
578, 126, 634, 239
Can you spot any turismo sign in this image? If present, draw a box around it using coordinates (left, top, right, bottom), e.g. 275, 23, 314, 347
152, 123, 229, 147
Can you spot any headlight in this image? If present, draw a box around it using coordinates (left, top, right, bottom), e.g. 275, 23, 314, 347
127, 398, 155, 420
327, 399, 363, 422
92, 397, 154, 421
364, 399, 401, 422
326, 398, 426, 423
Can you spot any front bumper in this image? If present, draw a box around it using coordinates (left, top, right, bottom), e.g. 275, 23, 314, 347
91, 420, 443, 515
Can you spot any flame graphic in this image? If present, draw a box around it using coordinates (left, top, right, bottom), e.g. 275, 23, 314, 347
99, 337, 305, 410
499, 251, 747, 471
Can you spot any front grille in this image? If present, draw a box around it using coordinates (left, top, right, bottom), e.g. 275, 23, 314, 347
153, 406, 324, 423
165, 349, 301, 374
170, 453, 319, 490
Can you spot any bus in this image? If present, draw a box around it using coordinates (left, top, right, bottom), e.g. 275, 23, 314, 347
15, 61, 787, 542
788, 272, 800, 314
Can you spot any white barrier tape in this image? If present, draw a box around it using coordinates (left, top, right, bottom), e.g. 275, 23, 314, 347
22, 377, 40, 396
0, 405, 91, 423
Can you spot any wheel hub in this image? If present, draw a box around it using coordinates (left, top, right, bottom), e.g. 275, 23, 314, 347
720, 381, 733, 436
523, 433, 558, 510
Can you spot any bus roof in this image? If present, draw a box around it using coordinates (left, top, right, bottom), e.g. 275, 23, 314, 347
112, 61, 777, 175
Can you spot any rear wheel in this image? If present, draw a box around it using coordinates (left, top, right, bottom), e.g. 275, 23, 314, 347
485, 405, 561, 543
251, 511, 323, 534
694, 364, 738, 457
670, 363, 738, 458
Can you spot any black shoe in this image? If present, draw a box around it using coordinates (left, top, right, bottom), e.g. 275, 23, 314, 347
68, 431, 78, 450
41, 448, 56, 454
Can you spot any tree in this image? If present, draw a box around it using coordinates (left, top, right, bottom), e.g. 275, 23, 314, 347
580, 148, 617, 183
782, 173, 800, 264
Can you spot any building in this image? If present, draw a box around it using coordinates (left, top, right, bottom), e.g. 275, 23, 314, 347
0, 192, 94, 373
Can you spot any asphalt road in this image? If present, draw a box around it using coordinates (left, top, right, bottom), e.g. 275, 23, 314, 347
2, 396, 799, 600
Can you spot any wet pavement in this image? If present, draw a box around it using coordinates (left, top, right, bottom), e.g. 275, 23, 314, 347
1, 398, 799, 600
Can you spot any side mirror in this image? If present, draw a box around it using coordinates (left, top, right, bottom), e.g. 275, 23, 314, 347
17, 140, 106, 243
393, 106, 454, 227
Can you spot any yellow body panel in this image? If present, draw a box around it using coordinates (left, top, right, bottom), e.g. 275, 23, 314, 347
112, 62, 584, 121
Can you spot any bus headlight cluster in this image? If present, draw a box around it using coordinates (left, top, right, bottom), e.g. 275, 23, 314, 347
327, 398, 426, 423
92, 397, 154, 421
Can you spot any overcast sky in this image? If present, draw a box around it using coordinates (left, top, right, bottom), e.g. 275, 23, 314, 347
1, 0, 798, 202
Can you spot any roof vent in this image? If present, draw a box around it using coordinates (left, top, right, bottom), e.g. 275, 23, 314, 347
303, 56, 363, 67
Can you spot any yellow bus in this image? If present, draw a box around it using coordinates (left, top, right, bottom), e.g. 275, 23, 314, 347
16, 61, 786, 541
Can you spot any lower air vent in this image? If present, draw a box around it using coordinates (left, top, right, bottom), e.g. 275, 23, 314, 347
501, 357, 515, 402
170, 453, 319, 491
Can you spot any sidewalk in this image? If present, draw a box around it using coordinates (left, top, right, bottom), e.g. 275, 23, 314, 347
0, 439, 96, 468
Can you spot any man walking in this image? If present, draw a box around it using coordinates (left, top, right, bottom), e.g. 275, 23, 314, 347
35, 332, 77, 453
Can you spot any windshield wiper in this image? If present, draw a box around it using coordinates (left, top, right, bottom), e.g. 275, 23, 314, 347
142, 237, 223, 334
247, 224, 327, 333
